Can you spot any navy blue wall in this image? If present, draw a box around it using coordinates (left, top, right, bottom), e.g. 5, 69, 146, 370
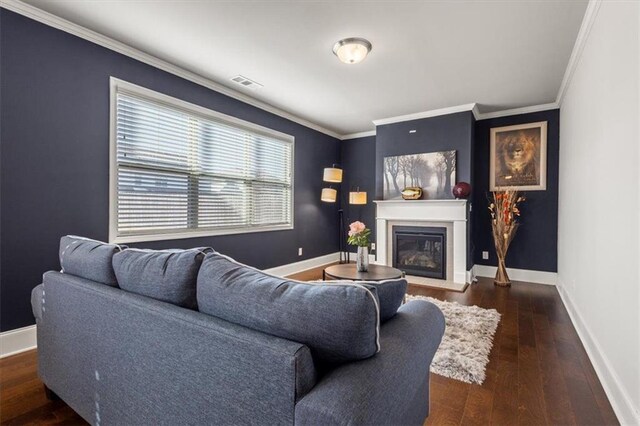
375, 112, 476, 268
339, 110, 559, 274
340, 136, 376, 255
472, 109, 559, 272
375, 111, 475, 199
0, 10, 341, 331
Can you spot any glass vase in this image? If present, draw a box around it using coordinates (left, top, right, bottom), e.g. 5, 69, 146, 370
356, 246, 369, 272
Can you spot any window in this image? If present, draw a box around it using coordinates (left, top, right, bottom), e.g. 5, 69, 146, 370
109, 78, 294, 243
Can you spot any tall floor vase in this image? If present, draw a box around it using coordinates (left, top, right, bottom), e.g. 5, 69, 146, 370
490, 190, 522, 288
494, 257, 511, 287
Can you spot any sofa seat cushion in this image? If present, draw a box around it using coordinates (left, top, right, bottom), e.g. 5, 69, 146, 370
59, 235, 124, 286
197, 252, 380, 363
113, 248, 212, 309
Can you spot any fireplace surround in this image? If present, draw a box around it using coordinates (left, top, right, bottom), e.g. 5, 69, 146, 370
374, 199, 469, 286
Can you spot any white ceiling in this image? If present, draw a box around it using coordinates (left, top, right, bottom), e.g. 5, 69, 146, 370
23, 0, 587, 136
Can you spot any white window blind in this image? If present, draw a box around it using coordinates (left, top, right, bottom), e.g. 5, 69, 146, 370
110, 79, 294, 243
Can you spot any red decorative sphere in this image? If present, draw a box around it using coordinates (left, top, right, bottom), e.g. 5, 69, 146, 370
452, 182, 471, 199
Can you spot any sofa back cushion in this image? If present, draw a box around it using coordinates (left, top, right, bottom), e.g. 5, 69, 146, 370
321, 278, 407, 323
197, 252, 380, 363
365, 279, 407, 323
59, 235, 124, 286
113, 248, 212, 309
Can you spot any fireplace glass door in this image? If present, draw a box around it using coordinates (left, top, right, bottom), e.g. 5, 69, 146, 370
392, 226, 446, 280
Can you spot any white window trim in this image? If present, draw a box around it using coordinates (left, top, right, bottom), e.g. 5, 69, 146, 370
109, 77, 295, 244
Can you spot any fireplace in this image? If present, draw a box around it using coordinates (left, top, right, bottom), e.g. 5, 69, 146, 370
392, 226, 447, 280
375, 200, 467, 286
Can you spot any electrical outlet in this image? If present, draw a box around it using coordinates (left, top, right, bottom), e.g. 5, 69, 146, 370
482, 251, 489, 260
298, 247, 303, 256
371, 243, 376, 251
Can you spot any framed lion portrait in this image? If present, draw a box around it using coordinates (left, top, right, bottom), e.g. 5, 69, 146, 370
490, 121, 547, 191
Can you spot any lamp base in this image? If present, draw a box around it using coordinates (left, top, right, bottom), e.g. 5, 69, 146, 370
338, 209, 347, 263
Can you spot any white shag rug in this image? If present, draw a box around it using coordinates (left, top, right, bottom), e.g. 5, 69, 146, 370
406, 295, 501, 385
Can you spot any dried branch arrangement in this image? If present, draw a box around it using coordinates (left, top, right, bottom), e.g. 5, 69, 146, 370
489, 189, 525, 286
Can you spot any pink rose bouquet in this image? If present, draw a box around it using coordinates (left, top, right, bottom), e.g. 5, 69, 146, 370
347, 221, 371, 247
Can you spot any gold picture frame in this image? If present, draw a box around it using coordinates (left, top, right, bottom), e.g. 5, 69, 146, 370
490, 121, 547, 191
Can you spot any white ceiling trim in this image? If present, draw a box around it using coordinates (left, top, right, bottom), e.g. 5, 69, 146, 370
1, 0, 587, 139
372, 101, 563, 127
344, 102, 561, 139
340, 130, 376, 140
372, 103, 478, 127
556, 0, 602, 106
0, 0, 343, 140
471, 104, 481, 121
475, 102, 559, 120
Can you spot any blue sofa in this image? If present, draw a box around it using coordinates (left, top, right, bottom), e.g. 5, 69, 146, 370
31, 237, 445, 425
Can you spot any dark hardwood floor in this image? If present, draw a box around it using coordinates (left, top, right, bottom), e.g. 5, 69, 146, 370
0, 267, 618, 425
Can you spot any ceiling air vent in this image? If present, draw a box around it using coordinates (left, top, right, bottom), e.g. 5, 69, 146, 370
230, 75, 263, 90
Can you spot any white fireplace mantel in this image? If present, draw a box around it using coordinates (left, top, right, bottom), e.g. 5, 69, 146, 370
374, 199, 469, 284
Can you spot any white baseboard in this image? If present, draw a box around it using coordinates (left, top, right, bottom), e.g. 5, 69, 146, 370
0, 253, 556, 358
473, 264, 557, 285
5, 256, 633, 425
556, 278, 639, 425
263, 252, 339, 277
0, 252, 341, 358
466, 268, 476, 284
0, 324, 37, 358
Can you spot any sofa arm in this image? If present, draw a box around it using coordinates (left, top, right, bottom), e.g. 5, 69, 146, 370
37, 271, 318, 424
31, 283, 44, 322
295, 300, 445, 426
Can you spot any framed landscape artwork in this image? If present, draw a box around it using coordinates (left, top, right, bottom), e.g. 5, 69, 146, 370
490, 121, 547, 191
383, 150, 456, 200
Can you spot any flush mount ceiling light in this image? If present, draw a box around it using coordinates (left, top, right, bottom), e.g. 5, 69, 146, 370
332, 38, 372, 64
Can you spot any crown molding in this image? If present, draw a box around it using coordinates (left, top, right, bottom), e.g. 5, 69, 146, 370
556, 0, 602, 106
373, 103, 478, 127
0, 0, 343, 140
370, 101, 560, 127
1, 0, 596, 139
471, 104, 481, 120
475, 102, 559, 120
340, 130, 376, 140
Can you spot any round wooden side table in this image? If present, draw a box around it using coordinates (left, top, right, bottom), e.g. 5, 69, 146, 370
323, 263, 404, 281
